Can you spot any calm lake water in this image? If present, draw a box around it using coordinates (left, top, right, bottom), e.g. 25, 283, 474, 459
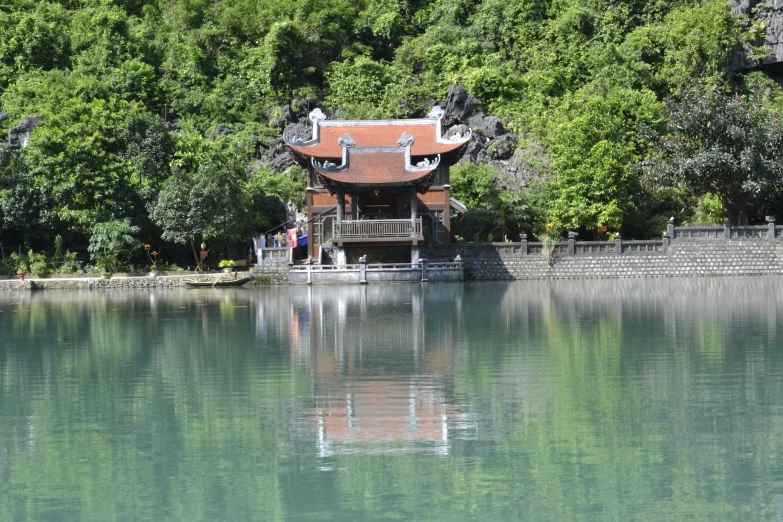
1, 279, 783, 521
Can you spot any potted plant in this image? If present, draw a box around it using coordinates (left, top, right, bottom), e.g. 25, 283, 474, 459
218, 259, 236, 273
15, 255, 29, 280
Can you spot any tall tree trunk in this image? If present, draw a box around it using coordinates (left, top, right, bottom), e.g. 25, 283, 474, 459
725, 197, 749, 225
190, 238, 201, 272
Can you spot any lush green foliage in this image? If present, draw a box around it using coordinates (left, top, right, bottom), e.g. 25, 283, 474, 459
450, 163, 532, 241
87, 218, 141, 272
643, 85, 783, 224
0, 0, 778, 262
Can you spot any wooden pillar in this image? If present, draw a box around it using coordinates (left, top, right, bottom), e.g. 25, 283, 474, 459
410, 187, 418, 238
336, 190, 345, 224
306, 187, 315, 258
351, 194, 359, 220
442, 184, 451, 244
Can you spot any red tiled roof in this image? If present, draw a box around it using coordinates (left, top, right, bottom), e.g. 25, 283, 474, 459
315, 152, 435, 186
290, 124, 465, 158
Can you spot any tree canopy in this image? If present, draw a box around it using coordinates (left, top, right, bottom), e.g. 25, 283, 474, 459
0, 0, 780, 264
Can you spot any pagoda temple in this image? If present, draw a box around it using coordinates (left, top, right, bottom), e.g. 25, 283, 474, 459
284, 107, 471, 265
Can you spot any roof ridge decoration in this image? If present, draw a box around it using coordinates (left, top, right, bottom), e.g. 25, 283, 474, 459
283, 106, 471, 150
313, 133, 354, 173
312, 132, 441, 175
397, 132, 415, 148
427, 105, 472, 145
283, 108, 328, 147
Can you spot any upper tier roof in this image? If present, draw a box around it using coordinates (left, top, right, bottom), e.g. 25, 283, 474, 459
284, 107, 471, 159
314, 150, 437, 188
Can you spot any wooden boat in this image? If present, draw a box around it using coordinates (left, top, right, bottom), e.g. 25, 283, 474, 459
184, 276, 252, 288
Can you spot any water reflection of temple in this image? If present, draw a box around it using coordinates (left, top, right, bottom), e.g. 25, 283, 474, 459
255, 285, 476, 456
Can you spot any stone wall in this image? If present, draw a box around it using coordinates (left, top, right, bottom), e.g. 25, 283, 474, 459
445, 239, 783, 280
0, 268, 290, 292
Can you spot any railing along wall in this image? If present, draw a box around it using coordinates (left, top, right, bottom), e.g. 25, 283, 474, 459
669, 217, 779, 241
427, 217, 783, 260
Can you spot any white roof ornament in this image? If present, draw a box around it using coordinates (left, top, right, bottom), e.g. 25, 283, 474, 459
283, 108, 327, 147
405, 154, 440, 172
311, 156, 348, 173
309, 108, 327, 123
313, 160, 337, 170
337, 133, 356, 148
427, 106, 445, 120
447, 131, 468, 143
397, 132, 415, 148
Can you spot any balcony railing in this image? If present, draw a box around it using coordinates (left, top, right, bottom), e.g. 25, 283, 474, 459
333, 218, 423, 240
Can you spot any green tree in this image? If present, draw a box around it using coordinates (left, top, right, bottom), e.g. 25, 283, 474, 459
450, 163, 532, 241
541, 87, 662, 233
642, 87, 783, 225
150, 131, 247, 268
87, 219, 140, 272
21, 98, 170, 233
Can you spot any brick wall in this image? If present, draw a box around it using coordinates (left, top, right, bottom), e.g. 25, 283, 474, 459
454, 240, 783, 281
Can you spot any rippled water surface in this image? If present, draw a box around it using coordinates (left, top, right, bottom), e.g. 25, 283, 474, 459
2, 279, 783, 521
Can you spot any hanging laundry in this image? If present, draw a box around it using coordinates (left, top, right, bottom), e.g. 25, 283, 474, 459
287, 228, 298, 248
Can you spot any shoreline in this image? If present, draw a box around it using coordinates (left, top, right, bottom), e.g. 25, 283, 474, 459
0, 271, 288, 291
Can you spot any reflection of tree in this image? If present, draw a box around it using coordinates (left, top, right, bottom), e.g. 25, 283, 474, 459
0, 290, 297, 521
1, 279, 783, 520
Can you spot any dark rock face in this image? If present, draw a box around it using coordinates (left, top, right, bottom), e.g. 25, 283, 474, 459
467, 113, 505, 138
8, 116, 43, 149
259, 120, 313, 172
266, 105, 297, 129
210, 123, 232, 138
487, 133, 517, 160
440, 85, 480, 125
732, 1, 783, 72
0, 112, 8, 125
257, 137, 297, 172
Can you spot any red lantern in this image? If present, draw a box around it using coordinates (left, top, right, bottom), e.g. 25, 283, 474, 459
373, 190, 379, 196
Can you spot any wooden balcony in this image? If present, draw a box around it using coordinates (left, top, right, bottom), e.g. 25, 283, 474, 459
333, 218, 423, 243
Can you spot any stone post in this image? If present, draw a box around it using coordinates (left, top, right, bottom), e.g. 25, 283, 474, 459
614, 233, 622, 255
359, 255, 367, 284
667, 217, 675, 240
455, 254, 463, 280
306, 257, 313, 285
567, 227, 578, 255
411, 245, 421, 265
520, 234, 528, 256
767, 216, 776, 240
662, 233, 670, 254
420, 257, 428, 282
723, 218, 731, 240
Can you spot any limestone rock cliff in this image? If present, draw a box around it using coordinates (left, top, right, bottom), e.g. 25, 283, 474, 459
732, 0, 783, 75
